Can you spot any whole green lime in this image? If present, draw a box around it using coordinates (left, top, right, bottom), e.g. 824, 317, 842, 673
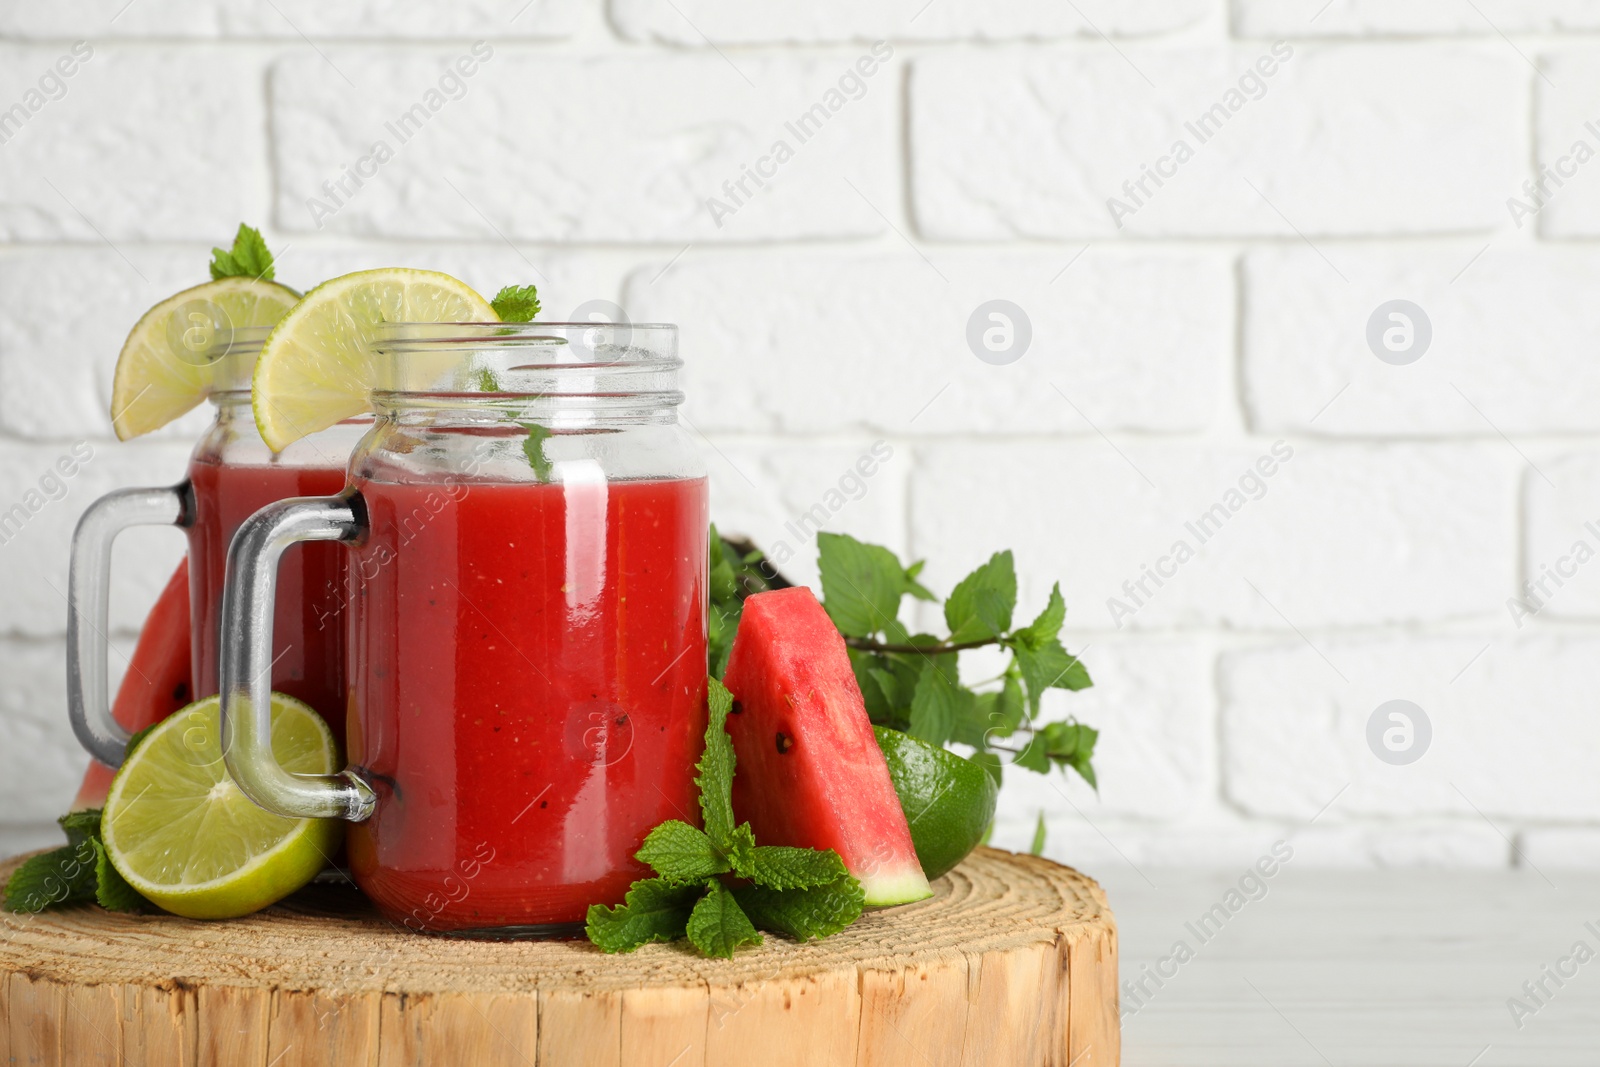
874, 727, 998, 881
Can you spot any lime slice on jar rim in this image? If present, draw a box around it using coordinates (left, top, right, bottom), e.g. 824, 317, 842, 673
111, 277, 301, 441
251, 268, 498, 453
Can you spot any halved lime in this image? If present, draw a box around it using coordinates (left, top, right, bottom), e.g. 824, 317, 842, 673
111, 277, 301, 440
252, 268, 497, 452
874, 727, 998, 881
100, 694, 341, 920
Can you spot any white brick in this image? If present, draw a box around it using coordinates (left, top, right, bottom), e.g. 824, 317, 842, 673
991, 641, 1212, 821
1522, 452, 1600, 622
0, 442, 191, 638
626, 252, 1229, 434
703, 440, 908, 592
0, 0, 577, 38
1235, 0, 1600, 36
0, 46, 261, 241
1521, 828, 1600, 870
911, 46, 1522, 239
1531, 52, 1600, 238
1221, 637, 1600, 822
270, 50, 895, 242
909, 443, 1513, 631
0, 640, 103, 821
1242, 247, 1600, 436
611, 0, 1207, 44
0, 249, 216, 441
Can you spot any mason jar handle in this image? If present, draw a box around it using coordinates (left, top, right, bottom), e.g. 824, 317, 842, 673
67, 485, 188, 768
219, 494, 376, 821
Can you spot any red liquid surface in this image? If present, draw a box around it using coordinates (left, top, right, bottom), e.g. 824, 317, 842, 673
345, 475, 708, 932
187, 459, 350, 742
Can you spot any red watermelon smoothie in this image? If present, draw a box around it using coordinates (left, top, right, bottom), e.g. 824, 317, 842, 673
186, 458, 350, 741
344, 473, 708, 933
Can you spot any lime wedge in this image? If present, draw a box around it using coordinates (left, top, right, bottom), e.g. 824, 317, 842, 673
100, 694, 341, 920
111, 277, 301, 440
252, 268, 497, 452
874, 727, 998, 881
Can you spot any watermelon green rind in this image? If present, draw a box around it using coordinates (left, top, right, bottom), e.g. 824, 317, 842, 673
723, 587, 932, 907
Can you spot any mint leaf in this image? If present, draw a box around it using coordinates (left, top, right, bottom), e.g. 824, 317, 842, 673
586, 878, 702, 953
725, 822, 758, 877
92, 841, 144, 912
944, 550, 1016, 643
817, 532, 916, 637
490, 284, 541, 322
635, 821, 728, 884
1069, 756, 1097, 790
1029, 813, 1047, 856
698, 677, 738, 848
709, 526, 740, 603
1043, 722, 1099, 789
734, 876, 864, 941
209, 223, 275, 281
903, 559, 937, 602
1016, 583, 1066, 647
3, 840, 97, 913
686, 879, 762, 958
54, 808, 146, 912
708, 527, 743, 679
1013, 734, 1050, 773
59, 808, 101, 848
1011, 638, 1092, 716
741, 846, 848, 890
519, 422, 553, 481
909, 656, 964, 747
124, 724, 157, 760
474, 367, 502, 392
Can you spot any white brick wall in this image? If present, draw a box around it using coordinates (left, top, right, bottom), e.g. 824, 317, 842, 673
0, 3, 1589, 871
910, 46, 1524, 239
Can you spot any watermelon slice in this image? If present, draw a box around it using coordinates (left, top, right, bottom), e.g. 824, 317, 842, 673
723, 586, 932, 906
72, 561, 193, 809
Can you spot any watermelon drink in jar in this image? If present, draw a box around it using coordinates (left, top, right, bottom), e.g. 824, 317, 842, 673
218, 321, 708, 936
68, 326, 366, 776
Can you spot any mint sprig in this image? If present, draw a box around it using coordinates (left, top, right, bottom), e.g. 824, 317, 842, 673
490, 284, 541, 322
209, 223, 276, 281
707, 529, 1098, 788
585, 677, 863, 958
3, 808, 145, 914
822, 533, 1095, 786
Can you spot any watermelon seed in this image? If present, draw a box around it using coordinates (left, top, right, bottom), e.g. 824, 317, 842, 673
775, 732, 793, 754
730, 700, 743, 715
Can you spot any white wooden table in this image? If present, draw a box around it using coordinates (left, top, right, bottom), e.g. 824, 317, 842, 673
1096, 867, 1600, 1065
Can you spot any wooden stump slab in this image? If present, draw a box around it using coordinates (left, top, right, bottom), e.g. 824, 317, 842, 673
0, 847, 1118, 1066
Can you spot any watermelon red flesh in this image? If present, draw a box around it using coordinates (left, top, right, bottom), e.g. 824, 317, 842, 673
72, 561, 193, 809
723, 586, 932, 906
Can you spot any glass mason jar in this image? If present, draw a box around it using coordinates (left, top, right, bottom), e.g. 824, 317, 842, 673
67, 327, 366, 770
219, 322, 708, 936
